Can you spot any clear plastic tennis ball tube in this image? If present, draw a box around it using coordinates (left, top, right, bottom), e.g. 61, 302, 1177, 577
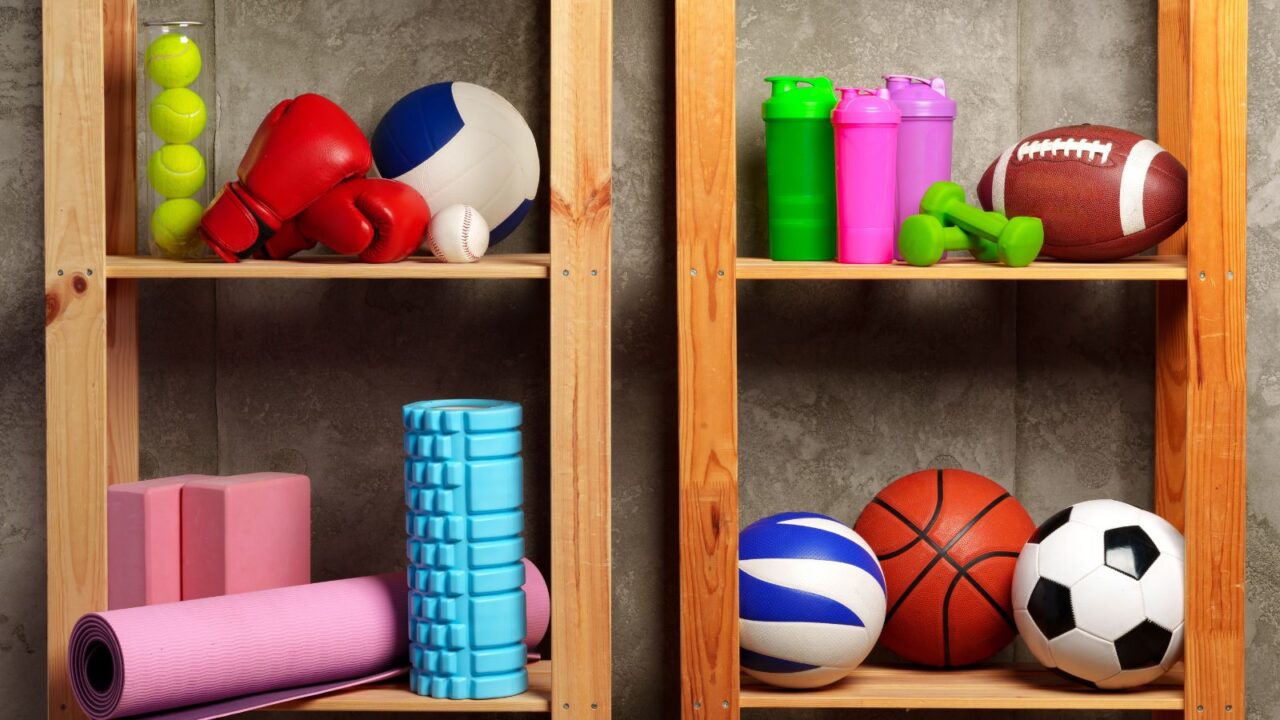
142, 20, 213, 257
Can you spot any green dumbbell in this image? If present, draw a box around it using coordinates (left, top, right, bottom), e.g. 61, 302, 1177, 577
899, 214, 999, 266
919, 181, 1045, 268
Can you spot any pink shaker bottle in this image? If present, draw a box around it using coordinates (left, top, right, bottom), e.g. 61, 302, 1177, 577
831, 87, 901, 264
885, 75, 957, 258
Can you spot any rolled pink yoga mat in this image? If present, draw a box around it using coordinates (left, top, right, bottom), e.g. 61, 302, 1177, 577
69, 573, 407, 719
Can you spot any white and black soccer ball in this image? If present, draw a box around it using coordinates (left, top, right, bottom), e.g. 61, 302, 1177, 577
1012, 499, 1184, 689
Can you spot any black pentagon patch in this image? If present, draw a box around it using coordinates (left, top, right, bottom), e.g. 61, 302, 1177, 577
1051, 666, 1099, 689
1115, 620, 1173, 670
1027, 577, 1075, 639
1030, 507, 1073, 544
1104, 526, 1160, 579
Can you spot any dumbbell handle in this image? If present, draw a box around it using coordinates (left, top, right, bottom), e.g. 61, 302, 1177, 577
936, 225, 971, 251
944, 202, 1007, 240
920, 181, 1007, 241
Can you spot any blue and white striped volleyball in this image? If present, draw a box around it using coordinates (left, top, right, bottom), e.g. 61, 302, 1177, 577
739, 512, 887, 689
372, 82, 538, 243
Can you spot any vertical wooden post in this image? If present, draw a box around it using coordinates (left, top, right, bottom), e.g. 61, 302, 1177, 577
1155, 0, 1189, 535
1183, 1, 1247, 718
1156, 8, 1192, 719
44, 0, 109, 718
676, 1, 739, 718
104, 0, 139, 487
549, 1, 612, 717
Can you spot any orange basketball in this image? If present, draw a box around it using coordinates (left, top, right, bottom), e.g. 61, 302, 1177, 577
853, 469, 1035, 667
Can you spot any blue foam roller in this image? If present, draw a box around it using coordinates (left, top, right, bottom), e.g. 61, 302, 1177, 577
403, 400, 528, 700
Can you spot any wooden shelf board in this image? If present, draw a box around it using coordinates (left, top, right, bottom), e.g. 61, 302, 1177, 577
739, 664, 1184, 711
736, 255, 1188, 281
271, 661, 551, 712
104, 253, 552, 280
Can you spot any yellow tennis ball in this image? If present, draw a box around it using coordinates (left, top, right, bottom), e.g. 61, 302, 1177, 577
145, 33, 201, 88
151, 198, 205, 255
149, 88, 207, 143
147, 144, 206, 198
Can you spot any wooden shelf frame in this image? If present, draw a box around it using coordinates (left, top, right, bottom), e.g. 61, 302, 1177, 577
675, 1, 1246, 718
104, 254, 553, 280
737, 255, 1188, 281
275, 661, 554, 712
44, 1, 610, 718
741, 664, 1185, 711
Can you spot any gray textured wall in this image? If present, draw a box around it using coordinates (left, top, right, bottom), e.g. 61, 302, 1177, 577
0, 1, 1276, 718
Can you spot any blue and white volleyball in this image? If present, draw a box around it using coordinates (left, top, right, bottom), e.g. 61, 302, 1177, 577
372, 82, 538, 243
739, 512, 887, 689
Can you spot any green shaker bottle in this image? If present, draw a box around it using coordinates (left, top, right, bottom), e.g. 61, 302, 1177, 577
762, 76, 838, 260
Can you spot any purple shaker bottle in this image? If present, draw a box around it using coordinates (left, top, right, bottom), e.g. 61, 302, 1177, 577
885, 75, 957, 258
831, 87, 901, 264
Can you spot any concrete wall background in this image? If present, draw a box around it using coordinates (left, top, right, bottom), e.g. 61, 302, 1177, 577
0, 0, 1275, 718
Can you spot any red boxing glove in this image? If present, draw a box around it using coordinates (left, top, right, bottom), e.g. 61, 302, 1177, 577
263, 179, 430, 263
199, 94, 371, 262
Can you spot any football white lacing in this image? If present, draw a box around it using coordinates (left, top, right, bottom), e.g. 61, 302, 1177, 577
1016, 137, 1113, 164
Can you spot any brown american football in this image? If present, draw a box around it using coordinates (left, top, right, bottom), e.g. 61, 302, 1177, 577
976, 125, 1187, 261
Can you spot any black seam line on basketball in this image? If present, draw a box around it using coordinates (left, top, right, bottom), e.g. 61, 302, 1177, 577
958, 551, 1021, 631
939, 550, 1023, 667
876, 470, 947, 561
875, 492, 1013, 623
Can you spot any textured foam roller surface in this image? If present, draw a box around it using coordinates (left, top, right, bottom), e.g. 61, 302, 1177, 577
404, 399, 528, 700
67, 573, 408, 719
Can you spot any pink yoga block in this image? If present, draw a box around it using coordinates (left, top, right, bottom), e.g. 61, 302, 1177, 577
108, 475, 212, 610
182, 472, 311, 600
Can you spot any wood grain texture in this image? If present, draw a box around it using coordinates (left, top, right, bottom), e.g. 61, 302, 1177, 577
676, 0, 739, 718
44, 0, 108, 717
1183, 0, 1248, 718
275, 662, 552, 712
736, 256, 1187, 281
741, 664, 1184, 711
104, 254, 553, 279
1155, 0, 1190, 535
107, 278, 138, 486
104, 0, 138, 488
548, 1, 612, 718
103, 0, 134, 258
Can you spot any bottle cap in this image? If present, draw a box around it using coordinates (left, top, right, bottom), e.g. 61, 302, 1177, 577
831, 87, 901, 126
883, 75, 957, 119
762, 76, 838, 120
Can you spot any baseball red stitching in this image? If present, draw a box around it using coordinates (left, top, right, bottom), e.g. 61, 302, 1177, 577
459, 207, 478, 263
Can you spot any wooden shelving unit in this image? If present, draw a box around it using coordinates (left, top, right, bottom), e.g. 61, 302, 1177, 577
103, 254, 554, 280
741, 664, 1185, 711
736, 255, 1189, 282
43, 1, 611, 718
277, 661, 554, 712
676, 1, 1246, 718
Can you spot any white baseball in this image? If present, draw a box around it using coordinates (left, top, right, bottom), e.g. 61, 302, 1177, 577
426, 204, 489, 263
